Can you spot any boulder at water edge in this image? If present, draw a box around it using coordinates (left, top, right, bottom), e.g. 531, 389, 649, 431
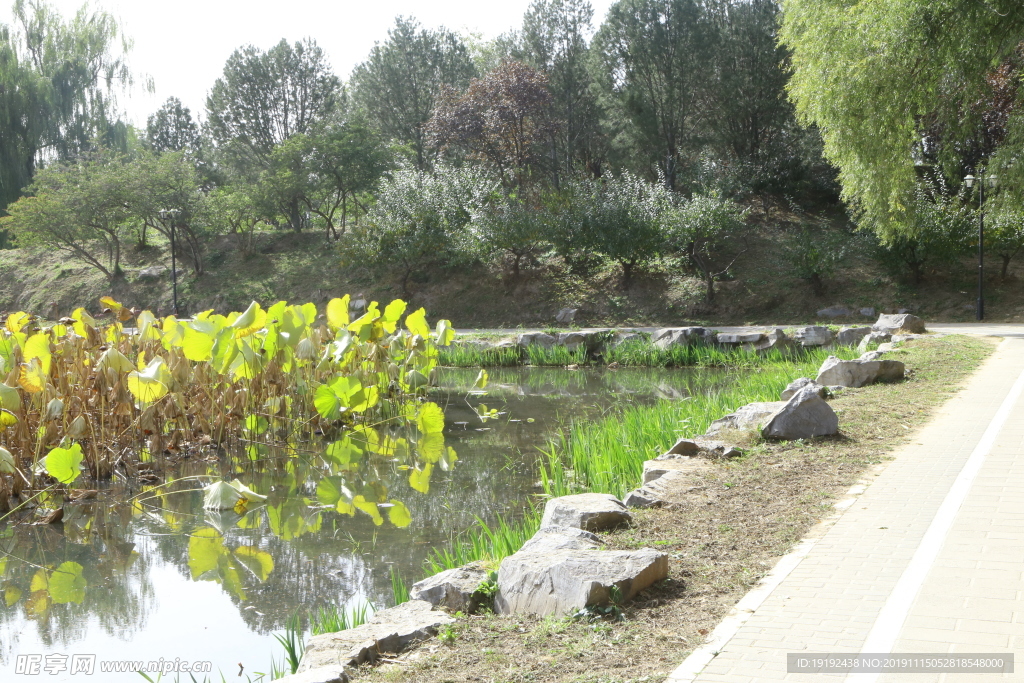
836, 326, 872, 347
540, 493, 632, 531
761, 385, 839, 440
516, 332, 557, 348
794, 326, 834, 347
495, 548, 668, 616
858, 332, 891, 351
873, 313, 926, 335
410, 563, 489, 613
651, 327, 713, 349
816, 355, 905, 388
780, 377, 829, 401
298, 600, 454, 672
705, 401, 785, 435
519, 526, 602, 553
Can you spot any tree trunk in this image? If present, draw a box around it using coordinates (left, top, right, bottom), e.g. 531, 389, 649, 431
621, 260, 634, 289
1002, 254, 1011, 280
705, 275, 715, 304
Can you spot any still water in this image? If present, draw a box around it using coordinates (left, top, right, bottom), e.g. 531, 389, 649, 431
0, 367, 731, 680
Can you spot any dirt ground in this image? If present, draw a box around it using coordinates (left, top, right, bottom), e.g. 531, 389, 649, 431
349, 335, 995, 683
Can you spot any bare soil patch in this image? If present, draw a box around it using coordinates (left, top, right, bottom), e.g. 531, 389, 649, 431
352, 335, 994, 683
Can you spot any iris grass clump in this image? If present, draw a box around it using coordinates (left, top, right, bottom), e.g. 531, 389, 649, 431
424, 510, 543, 575
540, 346, 861, 499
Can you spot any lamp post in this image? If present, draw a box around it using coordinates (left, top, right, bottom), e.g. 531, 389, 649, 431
158, 208, 181, 316
964, 172, 998, 321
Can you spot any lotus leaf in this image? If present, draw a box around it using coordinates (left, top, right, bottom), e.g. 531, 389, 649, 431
48, 562, 87, 604
0, 383, 19, 411
326, 296, 350, 328
44, 442, 83, 484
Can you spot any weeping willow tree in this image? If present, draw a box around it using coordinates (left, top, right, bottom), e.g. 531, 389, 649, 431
780, 0, 1024, 237
0, 0, 139, 212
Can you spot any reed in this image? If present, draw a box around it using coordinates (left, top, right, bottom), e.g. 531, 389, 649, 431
424, 510, 542, 574
310, 602, 374, 635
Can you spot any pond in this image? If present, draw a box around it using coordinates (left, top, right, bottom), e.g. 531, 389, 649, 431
0, 367, 733, 681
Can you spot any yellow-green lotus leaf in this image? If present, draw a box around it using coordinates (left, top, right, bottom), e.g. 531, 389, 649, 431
234, 546, 274, 581
352, 495, 383, 525
0, 383, 19, 411
96, 346, 134, 373
127, 357, 170, 404
4, 585, 21, 606
137, 311, 161, 342
18, 359, 46, 393
387, 500, 412, 528
316, 476, 342, 506
409, 464, 433, 494
6, 311, 30, 334
181, 326, 214, 362
48, 561, 86, 604
71, 307, 96, 337
230, 301, 267, 338
435, 319, 455, 347
405, 307, 430, 338
44, 442, 84, 484
473, 369, 489, 390
417, 402, 445, 434
326, 296, 350, 329
203, 481, 242, 510
381, 299, 407, 334
23, 333, 51, 374
187, 527, 225, 579
0, 410, 18, 429
30, 567, 48, 592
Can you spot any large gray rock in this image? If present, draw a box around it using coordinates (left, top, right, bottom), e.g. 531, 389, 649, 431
705, 401, 785, 435
298, 600, 454, 672
859, 307, 876, 318
651, 327, 712, 349
557, 331, 589, 350
874, 313, 926, 335
555, 308, 577, 324
540, 493, 631, 531
274, 668, 348, 683
642, 456, 707, 484
663, 437, 700, 457
611, 331, 644, 348
858, 332, 891, 351
624, 470, 694, 508
762, 386, 839, 440
794, 326, 834, 347
815, 355, 906, 388
692, 437, 743, 458
754, 328, 793, 353
519, 526, 602, 553
495, 548, 668, 616
817, 306, 851, 318
836, 326, 872, 347
716, 332, 764, 345
559, 329, 615, 352
780, 377, 828, 401
517, 332, 558, 348
410, 563, 489, 613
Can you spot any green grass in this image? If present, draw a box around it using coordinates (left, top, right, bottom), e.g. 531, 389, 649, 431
390, 565, 410, 606
524, 343, 587, 366
310, 602, 374, 635
424, 511, 543, 575
539, 346, 862, 499
439, 344, 523, 367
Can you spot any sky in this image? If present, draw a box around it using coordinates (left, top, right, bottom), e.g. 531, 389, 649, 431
0, 0, 617, 129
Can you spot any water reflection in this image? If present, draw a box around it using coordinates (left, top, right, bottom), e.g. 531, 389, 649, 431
0, 367, 730, 679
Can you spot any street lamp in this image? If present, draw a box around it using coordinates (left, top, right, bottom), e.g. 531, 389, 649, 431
964, 172, 998, 321
157, 208, 181, 316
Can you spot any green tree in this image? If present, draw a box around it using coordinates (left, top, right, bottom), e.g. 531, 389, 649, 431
590, 0, 715, 189
350, 17, 477, 170
666, 193, 747, 304
343, 166, 494, 296
1, 151, 133, 277
146, 97, 200, 155
470, 193, 550, 278
554, 172, 671, 287
779, 0, 1024, 236
989, 208, 1024, 280
206, 38, 340, 232
0, 0, 139, 210
519, 0, 604, 180
263, 122, 393, 240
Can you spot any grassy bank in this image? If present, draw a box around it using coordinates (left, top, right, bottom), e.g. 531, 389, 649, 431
354, 335, 994, 683
424, 344, 859, 573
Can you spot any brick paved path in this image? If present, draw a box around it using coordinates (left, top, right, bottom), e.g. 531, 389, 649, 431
671, 337, 1024, 682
